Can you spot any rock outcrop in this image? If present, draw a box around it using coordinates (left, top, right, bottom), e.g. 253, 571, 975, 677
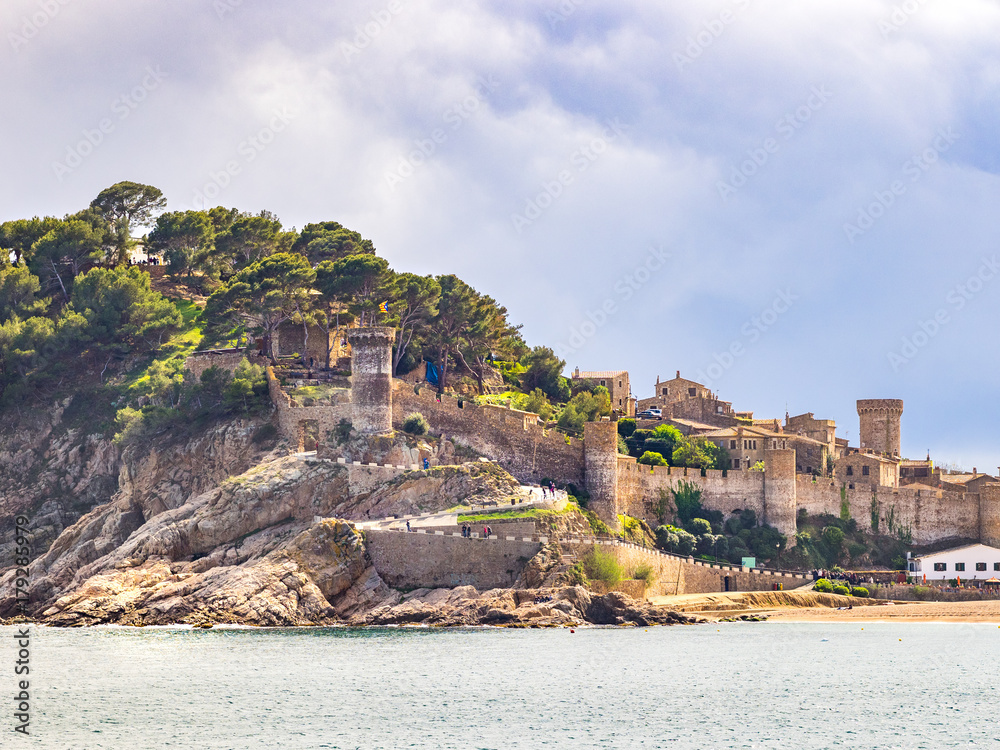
353, 585, 698, 628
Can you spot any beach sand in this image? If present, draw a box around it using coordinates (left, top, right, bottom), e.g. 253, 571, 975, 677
649, 590, 1000, 623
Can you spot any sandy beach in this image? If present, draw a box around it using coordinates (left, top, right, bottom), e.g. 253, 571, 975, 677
650, 591, 1000, 623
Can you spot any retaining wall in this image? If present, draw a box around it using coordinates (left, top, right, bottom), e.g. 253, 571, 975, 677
365, 529, 541, 589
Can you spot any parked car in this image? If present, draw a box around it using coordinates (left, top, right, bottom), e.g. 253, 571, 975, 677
637, 409, 662, 420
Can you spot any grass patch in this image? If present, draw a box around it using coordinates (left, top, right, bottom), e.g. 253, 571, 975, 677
459, 507, 569, 523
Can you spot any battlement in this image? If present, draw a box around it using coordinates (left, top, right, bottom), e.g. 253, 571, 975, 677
392, 383, 585, 485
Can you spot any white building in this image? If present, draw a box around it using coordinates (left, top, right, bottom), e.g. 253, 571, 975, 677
908, 543, 1000, 581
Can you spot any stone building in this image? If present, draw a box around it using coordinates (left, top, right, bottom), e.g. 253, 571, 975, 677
275, 322, 350, 368
636, 371, 736, 427
571, 368, 634, 417
835, 450, 900, 489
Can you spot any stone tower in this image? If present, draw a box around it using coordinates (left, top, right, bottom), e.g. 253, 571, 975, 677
348, 326, 395, 435
857, 399, 904, 456
763, 448, 797, 542
584, 419, 619, 525
980, 483, 1000, 548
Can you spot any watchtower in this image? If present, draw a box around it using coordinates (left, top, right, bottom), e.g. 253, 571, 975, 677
857, 399, 903, 457
348, 327, 394, 435
584, 419, 619, 525
763, 448, 797, 541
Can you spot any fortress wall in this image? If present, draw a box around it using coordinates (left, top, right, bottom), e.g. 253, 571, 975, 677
365, 530, 541, 589
184, 349, 265, 380
267, 366, 351, 450
393, 386, 585, 486
796, 476, 980, 544
560, 540, 810, 596
795, 477, 844, 518
615, 459, 766, 525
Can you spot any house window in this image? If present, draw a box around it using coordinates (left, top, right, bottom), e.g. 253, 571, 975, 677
848, 483, 854, 489
600, 380, 606, 386
995, 563, 1000, 571
847, 466, 854, 476
618, 380, 622, 388
977, 563, 987, 571
732, 459, 740, 469
955, 563, 965, 572
933, 562, 947, 571
688, 387, 696, 396
752, 440, 757, 450
862, 466, 870, 476
730, 440, 737, 449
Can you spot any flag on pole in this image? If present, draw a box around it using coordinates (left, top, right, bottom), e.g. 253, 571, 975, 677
379, 301, 389, 313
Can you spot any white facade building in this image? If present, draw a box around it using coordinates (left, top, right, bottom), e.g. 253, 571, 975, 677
908, 544, 1000, 581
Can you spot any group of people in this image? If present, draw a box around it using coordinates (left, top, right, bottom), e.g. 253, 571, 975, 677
813, 569, 878, 585
461, 525, 492, 538
540, 482, 557, 499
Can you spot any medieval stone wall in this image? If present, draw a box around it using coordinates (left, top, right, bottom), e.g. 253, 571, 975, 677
183, 349, 265, 380
392, 385, 585, 486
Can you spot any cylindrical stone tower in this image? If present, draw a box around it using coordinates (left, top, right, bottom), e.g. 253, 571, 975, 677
857, 399, 904, 456
348, 326, 395, 435
584, 419, 619, 525
980, 483, 1000, 548
764, 448, 797, 543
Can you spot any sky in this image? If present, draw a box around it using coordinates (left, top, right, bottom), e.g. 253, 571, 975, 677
2, 0, 999, 472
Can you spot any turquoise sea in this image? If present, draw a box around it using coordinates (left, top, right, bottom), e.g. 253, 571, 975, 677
3, 622, 998, 749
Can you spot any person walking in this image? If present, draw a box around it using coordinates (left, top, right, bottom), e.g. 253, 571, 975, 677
486, 525, 492, 538
406, 520, 411, 532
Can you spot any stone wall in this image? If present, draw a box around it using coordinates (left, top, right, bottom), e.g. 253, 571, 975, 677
559, 539, 811, 596
183, 349, 265, 380
616, 456, 766, 523
267, 367, 351, 451
365, 530, 541, 589
392, 385, 585, 486
795, 476, 981, 544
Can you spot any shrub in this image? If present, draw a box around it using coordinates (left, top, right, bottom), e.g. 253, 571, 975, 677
832, 584, 850, 596
402, 412, 429, 435
638, 450, 668, 466
617, 418, 636, 438
686, 518, 712, 536
632, 563, 655, 588
822, 526, 845, 547
851, 586, 869, 598
334, 418, 352, 445
252, 422, 279, 445
583, 548, 624, 585
814, 578, 834, 593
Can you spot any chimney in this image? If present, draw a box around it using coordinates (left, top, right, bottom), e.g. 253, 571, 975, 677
676, 370, 680, 379
973, 467, 977, 476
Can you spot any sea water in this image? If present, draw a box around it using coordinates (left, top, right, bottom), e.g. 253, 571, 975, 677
2, 622, 998, 749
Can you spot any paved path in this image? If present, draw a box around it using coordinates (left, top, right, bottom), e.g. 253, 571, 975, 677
356, 487, 568, 531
